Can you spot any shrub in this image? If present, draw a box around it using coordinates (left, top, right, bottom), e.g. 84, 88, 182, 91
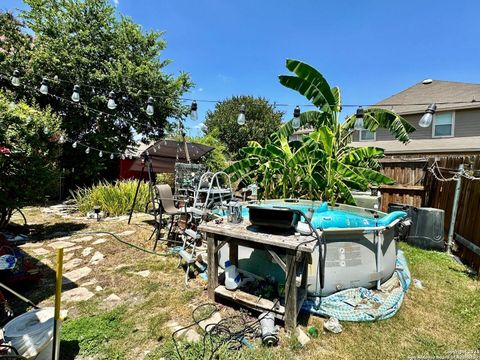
72, 180, 150, 217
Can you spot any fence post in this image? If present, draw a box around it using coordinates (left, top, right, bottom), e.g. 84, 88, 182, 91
447, 163, 464, 254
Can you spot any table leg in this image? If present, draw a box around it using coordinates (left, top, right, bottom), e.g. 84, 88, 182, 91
229, 239, 238, 267
207, 233, 219, 300
285, 249, 298, 332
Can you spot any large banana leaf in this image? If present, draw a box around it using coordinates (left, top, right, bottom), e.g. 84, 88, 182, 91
283, 59, 337, 107
343, 107, 415, 144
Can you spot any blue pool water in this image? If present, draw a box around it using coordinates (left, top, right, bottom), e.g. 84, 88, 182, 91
238, 202, 406, 229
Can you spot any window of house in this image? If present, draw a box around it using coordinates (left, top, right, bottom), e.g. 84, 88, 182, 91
359, 129, 376, 141
433, 112, 454, 137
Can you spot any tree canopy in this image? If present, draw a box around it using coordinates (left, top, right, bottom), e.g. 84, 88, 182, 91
203, 95, 283, 159
0, 1, 191, 185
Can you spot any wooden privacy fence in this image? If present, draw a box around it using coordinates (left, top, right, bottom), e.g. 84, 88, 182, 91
379, 155, 480, 269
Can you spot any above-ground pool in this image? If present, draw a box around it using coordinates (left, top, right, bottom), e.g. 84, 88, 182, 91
218, 199, 407, 297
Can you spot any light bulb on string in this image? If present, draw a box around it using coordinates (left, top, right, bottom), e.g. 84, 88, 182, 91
292, 106, 301, 129
11, 69, 20, 87
71, 85, 80, 102
43, 126, 49, 135
237, 104, 246, 125
190, 100, 198, 121
59, 135, 66, 144
354, 106, 365, 130
99, 151, 103, 158
39, 78, 49, 95
72, 141, 77, 148
107, 91, 117, 110
110, 153, 114, 160
146, 97, 154, 116
85, 147, 90, 154
418, 103, 436, 128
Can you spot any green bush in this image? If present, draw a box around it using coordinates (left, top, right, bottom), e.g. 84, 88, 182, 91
72, 180, 150, 216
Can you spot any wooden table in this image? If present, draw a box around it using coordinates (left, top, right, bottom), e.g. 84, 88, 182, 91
198, 219, 318, 331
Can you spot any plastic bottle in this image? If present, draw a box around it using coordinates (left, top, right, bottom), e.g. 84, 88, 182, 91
224, 260, 241, 290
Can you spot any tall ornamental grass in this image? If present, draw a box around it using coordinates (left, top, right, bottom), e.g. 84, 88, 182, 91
72, 180, 150, 217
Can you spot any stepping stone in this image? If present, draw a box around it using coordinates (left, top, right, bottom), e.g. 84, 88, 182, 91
63, 287, 94, 302
117, 230, 135, 237
49, 241, 76, 249
81, 247, 93, 257
63, 252, 74, 261
63, 267, 92, 284
198, 312, 223, 332
104, 294, 121, 302
166, 320, 201, 342
36, 258, 53, 268
72, 236, 93, 243
81, 279, 98, 287
134, 270, 150, 278
32, 248, 50, 256
95, 285, 103, 292
296, 327, 311, 347
64, 258, 83, 271
89, 252, 104, 265
55, 236, 72, 242
92, 238, 107, 245
19, 242, 44, 249
64, 246, 82, 253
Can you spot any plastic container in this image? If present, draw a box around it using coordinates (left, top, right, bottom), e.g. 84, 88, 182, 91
3, 307, 56, 360
224, 260, 240, 290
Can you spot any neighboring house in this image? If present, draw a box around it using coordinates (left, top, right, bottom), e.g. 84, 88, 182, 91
352, 80, 480, 155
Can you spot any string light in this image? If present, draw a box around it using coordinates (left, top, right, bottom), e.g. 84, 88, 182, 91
71, 84, 80, 102
39, 78, 49, 95
110, 153, 114, 160
107, 91, 117, 110
85, 147, 90, 154
292, 105, 301, 129
146, 97, 154, 116
99, 151, 103, 158
354, 106, 365, 130
237, 104, 246, 125
11, 69, 20, 87
72, 141, 77, 148
418, 103, 437, 128
190, 100, 198, 121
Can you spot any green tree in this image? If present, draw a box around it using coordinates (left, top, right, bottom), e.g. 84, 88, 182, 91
226, 60, 415, 204
0, 2, 190, 186
0, 91, 61, 228
204, 95, 283, 159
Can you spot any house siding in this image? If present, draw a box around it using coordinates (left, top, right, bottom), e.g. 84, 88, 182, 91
353, 108, 480, 142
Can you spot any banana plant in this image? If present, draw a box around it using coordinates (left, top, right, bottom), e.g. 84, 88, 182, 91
225, 59, 414, 204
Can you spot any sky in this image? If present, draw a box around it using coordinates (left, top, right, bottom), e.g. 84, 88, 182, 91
2, 0, 480, 136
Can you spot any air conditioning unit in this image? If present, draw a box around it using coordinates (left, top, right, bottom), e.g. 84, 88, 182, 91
388, 203, 445, 251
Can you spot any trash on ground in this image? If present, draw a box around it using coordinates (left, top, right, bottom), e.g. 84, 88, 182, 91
413, 278, 423, 289
324, 317, 343, 334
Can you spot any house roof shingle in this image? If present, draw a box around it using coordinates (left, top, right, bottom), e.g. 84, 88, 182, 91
375, 80, 480, 115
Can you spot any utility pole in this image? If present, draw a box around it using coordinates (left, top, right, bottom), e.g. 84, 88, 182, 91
447, 163, 464, 254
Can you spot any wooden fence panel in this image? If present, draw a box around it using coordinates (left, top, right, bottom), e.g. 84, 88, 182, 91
379, 154, 480, 269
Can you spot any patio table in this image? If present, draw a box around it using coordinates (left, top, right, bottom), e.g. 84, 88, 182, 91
198, 219, 318, 331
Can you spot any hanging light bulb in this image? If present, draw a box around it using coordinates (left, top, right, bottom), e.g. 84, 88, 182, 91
146, 97, 154, 116
59, 135, 66, 144
99, 151, 103, 158
43, 126, 49, 135
110, 153, 114, 160
39, 78, 49, 95
354, 106, 365, 130
418, 103, 437, 128
72, 141, 78, 148
237, 104, 246, 125
85, 147, 90, 154
71, 85, 80, 102
292, 106, 301, 129
190, 100, 198, 121
11, 69, 20, 87
107, 91, 117, 110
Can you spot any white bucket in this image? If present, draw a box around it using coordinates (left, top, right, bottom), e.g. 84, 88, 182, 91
3, 308, 56, 360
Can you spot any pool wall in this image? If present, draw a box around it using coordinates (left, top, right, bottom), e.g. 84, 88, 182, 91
218, 200, 401, 297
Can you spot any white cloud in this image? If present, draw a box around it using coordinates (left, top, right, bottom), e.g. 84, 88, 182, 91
113, 0, 119, 6
194, 122, 205, 129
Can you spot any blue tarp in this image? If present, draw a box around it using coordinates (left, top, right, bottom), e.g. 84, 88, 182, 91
302, 250, 411, 321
